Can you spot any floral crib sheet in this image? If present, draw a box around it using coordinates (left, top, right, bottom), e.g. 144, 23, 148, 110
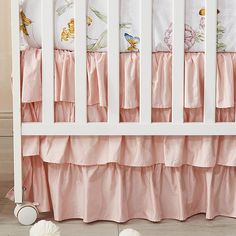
20, 0, 236, 52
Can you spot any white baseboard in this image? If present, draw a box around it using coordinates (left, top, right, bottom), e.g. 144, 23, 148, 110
0, 111, 13, 181
0, 136, 13, 181
0, 111, 13, 137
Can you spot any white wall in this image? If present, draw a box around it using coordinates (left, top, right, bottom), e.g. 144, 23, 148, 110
0, 0, 12, 113
0, 0, 13, 181
0, 0, 12, 133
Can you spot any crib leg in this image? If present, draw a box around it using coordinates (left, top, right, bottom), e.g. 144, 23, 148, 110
14, 203, 39, 225
11, 0, 33, 225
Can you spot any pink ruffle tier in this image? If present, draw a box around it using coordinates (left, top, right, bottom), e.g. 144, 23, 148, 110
7, 48, 236, 222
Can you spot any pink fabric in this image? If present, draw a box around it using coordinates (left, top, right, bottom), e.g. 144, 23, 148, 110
21, 103, 236, 168
21, 49, 236, 108
7, 48, 236, 222
7, 157, 236, 222
13, 102, 236, 222
36, 163, 236, 222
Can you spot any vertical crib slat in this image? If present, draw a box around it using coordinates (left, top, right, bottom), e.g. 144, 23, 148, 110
108, 0, 120, 124
204, 0, 217, 123
74, 0, 87, 123
42, 0, 54, 124
140, 0, 152, 124
11, 0, 22, 203
172, 0, 185, 123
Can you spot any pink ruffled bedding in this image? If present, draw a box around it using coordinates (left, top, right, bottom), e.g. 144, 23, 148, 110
8, 48, 236, 222
8, 157, 236, 222
21, 48, 236, 108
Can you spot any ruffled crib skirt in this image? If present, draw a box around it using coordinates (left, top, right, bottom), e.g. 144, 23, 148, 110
9, 157, 236, 222
7, 48, 236, 222
21, 49, 236, 109
6, 102, 236, 222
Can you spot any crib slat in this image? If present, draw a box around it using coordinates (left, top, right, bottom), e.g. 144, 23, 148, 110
172, 0, 185, 123
108, 0, 120, 124
204, 0, 217, 123
11, 0, 22, 203
42, 0, 54, 124
74, 0, 87, 123
140, 0, 152, 124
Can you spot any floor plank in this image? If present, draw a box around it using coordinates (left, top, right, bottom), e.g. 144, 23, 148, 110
118, 217, 236, 236
0, 181, 119, 236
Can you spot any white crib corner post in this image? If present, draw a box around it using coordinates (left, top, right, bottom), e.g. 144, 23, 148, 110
11, 0, 23, 204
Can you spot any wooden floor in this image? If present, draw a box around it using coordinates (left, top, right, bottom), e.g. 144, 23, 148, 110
1, 180, 236, 236
1, 137, 236, 235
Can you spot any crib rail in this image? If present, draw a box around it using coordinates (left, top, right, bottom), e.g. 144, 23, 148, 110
19, 123, 236, 136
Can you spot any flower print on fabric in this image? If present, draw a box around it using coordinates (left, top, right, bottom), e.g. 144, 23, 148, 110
61, 17, 93, 42
196, 8, 226, 51
20, 11, 32, 36
86, 7, 131, 51
164, 23, 196, 51
56, 0, 132, 51
164, 7, 227, 52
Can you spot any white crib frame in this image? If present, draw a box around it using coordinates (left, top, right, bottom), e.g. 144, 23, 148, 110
11, 0, 233, 209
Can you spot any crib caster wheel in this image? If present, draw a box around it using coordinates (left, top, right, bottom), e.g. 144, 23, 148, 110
14, 202, 39, 225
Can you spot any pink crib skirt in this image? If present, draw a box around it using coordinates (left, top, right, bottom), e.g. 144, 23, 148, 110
7, 48, 236, 222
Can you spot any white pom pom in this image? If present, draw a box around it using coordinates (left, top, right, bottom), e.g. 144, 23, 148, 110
119, 228, 141, 236
29, 220, 61, 236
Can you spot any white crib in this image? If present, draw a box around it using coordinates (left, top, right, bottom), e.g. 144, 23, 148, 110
11, 0, 232, 225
